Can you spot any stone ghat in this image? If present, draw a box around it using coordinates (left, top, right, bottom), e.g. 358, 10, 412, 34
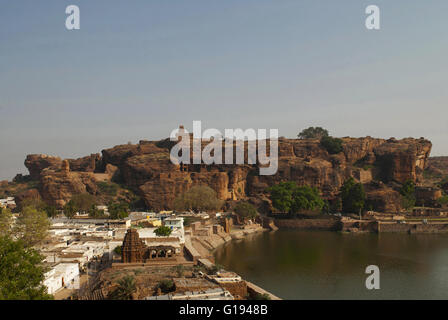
246, 281, 282, 300
192, 224, 266, 253
377, 221, 448, 233
273, 217, 341, 231
272, 216, 448, 234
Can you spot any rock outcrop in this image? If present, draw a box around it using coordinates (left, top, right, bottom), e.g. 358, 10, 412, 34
364, 182, 402, 213
67, 154, 101, 172
22, 134, 433, 211
372, 138, 431, 184
23, 157, 98, 207
24, 154, 62, 180
426, 156, 448, 180
15, 188, 42, 209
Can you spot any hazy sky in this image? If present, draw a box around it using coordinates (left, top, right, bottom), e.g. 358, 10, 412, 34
1, 0, 447, 180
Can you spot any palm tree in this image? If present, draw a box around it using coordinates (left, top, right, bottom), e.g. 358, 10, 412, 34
108, 275, 136, 300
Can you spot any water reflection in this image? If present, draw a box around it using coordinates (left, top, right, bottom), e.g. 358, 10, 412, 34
214, 231, 448, 299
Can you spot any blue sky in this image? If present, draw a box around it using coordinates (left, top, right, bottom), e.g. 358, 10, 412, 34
1, 0, 447, 180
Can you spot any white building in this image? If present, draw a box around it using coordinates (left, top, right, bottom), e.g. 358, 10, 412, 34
145, 288, 234, 300
164, 217, 185, 244
208, 271, 242, 284
137, 227, 184, 254
0, 197, 15, 209
164, 217, 184, 229
44, 263, 80, 295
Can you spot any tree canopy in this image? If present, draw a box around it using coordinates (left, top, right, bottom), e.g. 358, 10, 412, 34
70, 193, 97, 213
340, 177, 365, 214
268, 182, 325, 214
298, 127, 329, 139
14, 206, 50, 247
157, 279, 175, 294
154, 225, 172, 237
0, 207, 13, 237
234, 202, 258, 221
114, 245, 122, 255
108, 275, 136, 300
437, 195, 448, 208
400, 179, 416, 210
96, 181, 119, 196
320, 136, 343, 154
44, 205, 58, 218
88, 205, 106, 218
0, 236, 53, 300
17, 198, 47, 212
63, 200, 77, 219
173, 185, 224, 212
109, 202, 130, 219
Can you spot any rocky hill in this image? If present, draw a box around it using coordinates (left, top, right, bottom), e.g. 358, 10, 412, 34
425, 157, 448, 179
8, 133, 435, 213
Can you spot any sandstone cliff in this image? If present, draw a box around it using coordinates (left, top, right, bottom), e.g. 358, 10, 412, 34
20, 135, 432, 212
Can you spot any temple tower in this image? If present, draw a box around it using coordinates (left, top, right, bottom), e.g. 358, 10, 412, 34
121, 228, 145, 263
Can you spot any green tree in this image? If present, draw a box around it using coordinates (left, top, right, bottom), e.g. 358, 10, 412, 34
17, 198, 46, 212
340, 178, 365, 214
322, 199, 330, 214
330, 197, 342, 213
154, 225, 172, 237
0, 236, 53, 300
157, 279, 175, 294
320, 136, 343, 154
63, 200, 77, 219
109, 202, 130, 219
298, 127, 329, 139
0, 207, 13, 237
114, 245, 122, 255
70, 193, 96, 213
96, 181, 119, 196
400, 180, 416, 210
247, 292, 271, 300
173, 185, 224, 212
14, 206, 50, 247
174, 265, 185, 277
437, 195, 448, 207
208, 263, 225, 275
268, 182, 297, 213
291, 185, 325, 213
268, 182, 324, 214
108, 275, 136, 300
234, 202, 258, 221
44, 205, 58, 218
88, 205, 105, 218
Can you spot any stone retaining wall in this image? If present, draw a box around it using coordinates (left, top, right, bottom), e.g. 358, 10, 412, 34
246, 281, 281, 300
273, 218, 341, 231
378, 222, 448, 233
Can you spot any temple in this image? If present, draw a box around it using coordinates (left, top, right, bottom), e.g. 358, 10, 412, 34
121, 228, 179, 263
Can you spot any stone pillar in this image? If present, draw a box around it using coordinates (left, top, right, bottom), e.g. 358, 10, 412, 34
61, 159, 70, 174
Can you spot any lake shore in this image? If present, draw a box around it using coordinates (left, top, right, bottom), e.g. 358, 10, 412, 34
186, 223, 282, 300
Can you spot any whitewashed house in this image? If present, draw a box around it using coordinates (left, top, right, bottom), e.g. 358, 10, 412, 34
44, 263, 80, 294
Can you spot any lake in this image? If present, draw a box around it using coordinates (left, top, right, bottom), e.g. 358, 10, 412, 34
214, 230, 448, 299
